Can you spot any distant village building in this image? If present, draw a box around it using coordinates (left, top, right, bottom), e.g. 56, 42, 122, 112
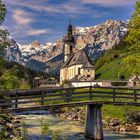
60, 22, 95, 85
129, 75, 140, 87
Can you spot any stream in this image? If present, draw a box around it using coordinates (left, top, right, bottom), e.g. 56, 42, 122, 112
15, 110, 140, 140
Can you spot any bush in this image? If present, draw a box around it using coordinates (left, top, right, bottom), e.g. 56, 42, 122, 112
119, 75, 125, 80
125, 111, 140, 123
111, 81, 127, 86
114, 54, 119, 59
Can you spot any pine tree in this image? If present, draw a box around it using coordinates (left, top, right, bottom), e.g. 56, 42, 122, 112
0, 1, 8, 57
0, 0, 6, 24
123, 1, 140, 75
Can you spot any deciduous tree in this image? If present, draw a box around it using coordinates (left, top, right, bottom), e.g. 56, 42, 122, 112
123, 1, 140, 75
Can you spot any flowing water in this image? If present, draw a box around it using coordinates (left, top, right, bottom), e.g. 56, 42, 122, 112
16, 110, 140, 140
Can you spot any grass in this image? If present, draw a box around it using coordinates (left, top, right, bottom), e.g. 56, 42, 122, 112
94, 46, 136, 80
102, 105, 140, 123
38, 86, 140, 123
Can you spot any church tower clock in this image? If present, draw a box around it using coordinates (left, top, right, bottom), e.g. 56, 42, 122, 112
64, 21, 75, 62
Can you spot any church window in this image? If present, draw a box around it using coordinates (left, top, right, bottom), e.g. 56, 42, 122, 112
78, 68, 81, 75
70, 45, 73, 53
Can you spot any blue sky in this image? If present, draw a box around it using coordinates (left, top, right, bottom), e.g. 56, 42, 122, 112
2, 0, 137, 44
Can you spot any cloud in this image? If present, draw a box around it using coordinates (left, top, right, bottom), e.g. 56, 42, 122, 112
81, 0, 137, 7
25, 28, 51, 36
8, 24, 51, 37
5, 0, 111, 19
5, 0, 93, 15
12, 9, 34, 26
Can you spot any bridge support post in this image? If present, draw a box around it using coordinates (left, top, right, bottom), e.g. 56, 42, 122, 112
84, 104, 103, 140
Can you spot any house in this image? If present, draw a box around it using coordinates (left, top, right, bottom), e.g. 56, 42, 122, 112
129, 75, 140, 87
60, 22, 95, 85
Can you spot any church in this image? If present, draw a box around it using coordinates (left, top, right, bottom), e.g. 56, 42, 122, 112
60, 22, 95, 85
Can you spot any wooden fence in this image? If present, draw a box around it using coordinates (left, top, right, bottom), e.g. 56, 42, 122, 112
0, 86, 140, 112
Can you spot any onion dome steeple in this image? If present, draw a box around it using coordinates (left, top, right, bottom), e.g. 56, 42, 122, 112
65, 20, 75, 43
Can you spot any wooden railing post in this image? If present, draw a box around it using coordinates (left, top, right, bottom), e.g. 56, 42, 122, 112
15, 91, 18, 108
41, 91, 44, 105
113, 88, 116, 103
89, 86, 92, 100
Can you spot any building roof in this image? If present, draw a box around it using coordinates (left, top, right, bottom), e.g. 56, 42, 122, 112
129, 75, 140, 81
70, 75, 94, 82
61, 49, 94, 68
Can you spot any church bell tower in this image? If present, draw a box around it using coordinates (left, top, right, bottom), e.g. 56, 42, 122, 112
64, 21, 75, 62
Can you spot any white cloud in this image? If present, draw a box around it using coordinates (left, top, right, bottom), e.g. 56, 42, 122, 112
25, 28, 51, 36
5, 0, 93, 15
81, 0, 137, 6
12, 9, 34, 26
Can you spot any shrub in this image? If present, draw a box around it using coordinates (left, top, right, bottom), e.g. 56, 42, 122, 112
125, 111, 140, 123
114, 54, 119, 59
111, 81, 127, 86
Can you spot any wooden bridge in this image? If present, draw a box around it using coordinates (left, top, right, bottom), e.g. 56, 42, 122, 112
0, 86, 140, 140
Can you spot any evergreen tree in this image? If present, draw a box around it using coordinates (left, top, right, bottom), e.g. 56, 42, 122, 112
0, 0, 8, 57
123, 1, 140, 75
0, 0, 6, 24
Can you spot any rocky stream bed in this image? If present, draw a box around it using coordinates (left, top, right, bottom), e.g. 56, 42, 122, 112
0, 110, 140, 140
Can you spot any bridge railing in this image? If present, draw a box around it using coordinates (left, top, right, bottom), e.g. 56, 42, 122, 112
0, 86, 140, 109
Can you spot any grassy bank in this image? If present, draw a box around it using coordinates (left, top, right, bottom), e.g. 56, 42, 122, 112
95, 46, 138, 80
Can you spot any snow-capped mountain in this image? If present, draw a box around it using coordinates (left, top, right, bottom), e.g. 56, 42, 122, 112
3, 19, 128, 73
0, 34, 23, 64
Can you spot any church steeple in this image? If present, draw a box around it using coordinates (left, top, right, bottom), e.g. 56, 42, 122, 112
65, 20, 75, 43
64, 21, 75, 62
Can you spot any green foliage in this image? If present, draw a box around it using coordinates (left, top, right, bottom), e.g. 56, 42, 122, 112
94, 42, 140, 80
95, 54, 113, 70
21, 122, 28, 140
0, 29, 9, 57
96, 1, 140, 80
124, 111, 140, 123
0, 70, 20, 91
0, 0, 6, 24
19, 80, 30, 90
123, 54, 140, 75
125, 1, 140, 47
40, 118, 62, 140
40, 119, 52, 137
102, 105, 140, 123
111, 81, 128, 86
52, 130, 61, 140
123, 1, 140, 75
0, 1, 8, 57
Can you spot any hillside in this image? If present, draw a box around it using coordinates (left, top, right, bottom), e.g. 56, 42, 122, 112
0, 58, 46, 91
95, 46, 134, 80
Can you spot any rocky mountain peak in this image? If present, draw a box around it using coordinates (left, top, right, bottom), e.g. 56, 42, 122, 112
31, 40, 41, 48
4, 19, 128, 73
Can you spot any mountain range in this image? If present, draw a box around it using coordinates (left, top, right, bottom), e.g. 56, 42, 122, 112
3, 19, 128, 74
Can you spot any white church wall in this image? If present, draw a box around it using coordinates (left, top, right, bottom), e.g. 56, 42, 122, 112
68, 64, 82, 79
81, 69, 95, 79
71, 81, 103, 87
